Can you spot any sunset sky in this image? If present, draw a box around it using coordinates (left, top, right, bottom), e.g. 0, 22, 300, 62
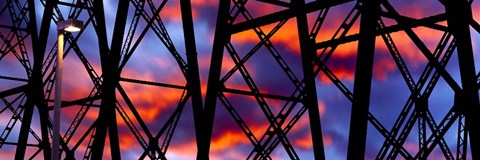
1, 0, 480, 159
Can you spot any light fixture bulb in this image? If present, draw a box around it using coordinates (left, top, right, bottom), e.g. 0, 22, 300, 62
58, 19, 83, 32
64, 26, 82, 32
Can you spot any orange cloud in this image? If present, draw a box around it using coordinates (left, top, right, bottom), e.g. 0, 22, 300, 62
475, 4, 480, 22
167, 140, 197, 159
116, 81, 185, 124
231, 20, 301, 54
293, 132, 333, 150
121, 57, 186, 84
0, 152, 14, 159
373, 56, 397, 81
58, 97, 327, 159
60, 105, 99, 130
118, 131, 143, 151
318, 100, 326, 116
160, 2, 183, 22
318, 66, 355, 84
229, 4, 456, 85
158, 0, 218, 22
115, 59, 187, 124
67, 129, 136, 159
61, 56, 101, 101
210, 130, 250, 152
191, 0, 218, 7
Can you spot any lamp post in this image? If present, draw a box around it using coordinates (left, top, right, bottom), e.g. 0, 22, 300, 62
53, 19, 83, 160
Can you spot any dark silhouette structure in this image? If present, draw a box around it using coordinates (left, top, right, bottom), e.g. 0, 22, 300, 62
0, 0, 479, 159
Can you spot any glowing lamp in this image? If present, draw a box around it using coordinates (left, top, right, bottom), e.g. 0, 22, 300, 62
57, 19, 83, 32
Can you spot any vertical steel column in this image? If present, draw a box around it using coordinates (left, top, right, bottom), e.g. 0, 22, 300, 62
347, 0, 380, 159
180, 0, 205, 157
15, 0, 56, 159
293, 0, 326, 159
107, 1, 130, 158
444, 0, 480, 159
15, 91, 35, 160
200, 0, 231, 159
91, 0, 129, 159
90, 0, 112, 157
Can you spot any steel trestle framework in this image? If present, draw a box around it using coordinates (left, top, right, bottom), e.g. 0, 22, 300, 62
0, 0, 480, 159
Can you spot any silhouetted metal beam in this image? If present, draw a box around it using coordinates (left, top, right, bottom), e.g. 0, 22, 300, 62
0, 24, 27, 31
117, 84, 159, 159
316, 13, 446, 49
92, 0, 129, 159
231, 0, 353, 34
45, 95, 101, 109
57, 1, 89, 9
257, 0, 290, 7
0, 142, 38, 146
445, 0, 480, 159
0, 85, 27, 98
223, 87, 300, 101
380, 11, 447, 31
120, 77, 186, 89
14, 96, 35, 160
90, 0, 124, 159
2, 0, 478, 159
471, 19, 480, 33
180, 0, 205, 158
347, 0, 380, 159
0, 75, 28, 82
16, 0, 55, 159
201, 0, 232, 158
293, 0, 325, 159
